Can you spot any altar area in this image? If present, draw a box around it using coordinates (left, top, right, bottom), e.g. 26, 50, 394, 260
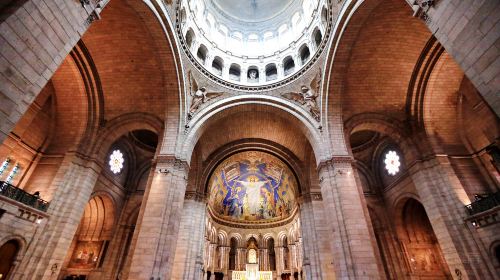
232, 250, 272, 280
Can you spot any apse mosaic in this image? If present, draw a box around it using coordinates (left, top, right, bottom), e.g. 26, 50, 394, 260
208, 151, 298, 223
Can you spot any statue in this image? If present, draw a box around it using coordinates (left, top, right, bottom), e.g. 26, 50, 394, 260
248, 69, 258, 81
188, 71, 223, 118
282, 72, 321, 121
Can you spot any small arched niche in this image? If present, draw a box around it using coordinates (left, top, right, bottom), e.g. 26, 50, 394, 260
229, 63, 241, 81
312, 28, 322, 48
299, 44, 310, 65
212, 56, 224, 76
283, 56, 295, 76
197, 44, 208, 64
247, 66, 259, 83
185, 28, 195, 49
265, 64, 278, 81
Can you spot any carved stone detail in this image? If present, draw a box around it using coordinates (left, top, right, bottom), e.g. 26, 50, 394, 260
282, 72, 321, 122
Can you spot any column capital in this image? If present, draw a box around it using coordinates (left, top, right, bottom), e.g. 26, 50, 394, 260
154, 155, 190, 174
184, 191, 206, 202
317, 155, 353, 172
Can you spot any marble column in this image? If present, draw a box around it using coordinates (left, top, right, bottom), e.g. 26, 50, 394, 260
172, 192, 206, 279
127, 156, 189, 280
317, 157, 381, 279
14, 152, 101, 280
409, 156, 497, 279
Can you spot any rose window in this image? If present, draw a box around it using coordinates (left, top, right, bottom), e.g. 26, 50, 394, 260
109, 150, 124, 174
384, 150, 401, 176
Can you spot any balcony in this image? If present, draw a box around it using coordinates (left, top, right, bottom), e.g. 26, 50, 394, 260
0, 181, 50, 212
466, 192, 500, 215
465, 192, 500, 228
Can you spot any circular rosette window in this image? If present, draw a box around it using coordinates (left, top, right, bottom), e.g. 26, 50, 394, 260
208, 151, 298, 225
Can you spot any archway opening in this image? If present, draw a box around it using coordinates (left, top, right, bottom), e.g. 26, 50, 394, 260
400, 199, 450, 278
0, 239, 20, 279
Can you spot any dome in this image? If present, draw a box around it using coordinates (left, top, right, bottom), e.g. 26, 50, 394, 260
207, 151, 298, 226
178, 0, 329, 86
212, 0, 295, 23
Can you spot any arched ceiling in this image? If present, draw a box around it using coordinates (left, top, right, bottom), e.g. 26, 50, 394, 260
332, 0, 431, 122
82, 0, 175, 121
193, 105, 312, 162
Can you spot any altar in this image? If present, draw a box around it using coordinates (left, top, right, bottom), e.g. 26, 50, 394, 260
232, 248, 272, 280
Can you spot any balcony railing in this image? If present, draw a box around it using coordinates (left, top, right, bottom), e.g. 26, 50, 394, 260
0, 181, 50, 212
465, 192, 500, 216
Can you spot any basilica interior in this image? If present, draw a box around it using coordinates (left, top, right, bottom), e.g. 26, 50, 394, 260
0, 0, 499, 279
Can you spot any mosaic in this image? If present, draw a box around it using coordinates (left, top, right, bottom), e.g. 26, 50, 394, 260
208, 151, 297, 222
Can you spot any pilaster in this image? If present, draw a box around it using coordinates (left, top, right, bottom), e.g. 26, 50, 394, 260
127, 156, 189, 280
15, 152, 101, 279
317, 156, 381, 279
172, 192, 206, 279
409, 156, 497, 279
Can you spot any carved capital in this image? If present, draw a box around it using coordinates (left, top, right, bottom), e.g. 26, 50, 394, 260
155, 155, 190, 175
184, 191, 206, 202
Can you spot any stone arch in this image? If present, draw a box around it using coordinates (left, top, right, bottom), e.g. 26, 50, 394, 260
217, 230, 228, 247
182, 98, 328, 165
78, 193, 117, 241
85, 0, 185, 158
395, 197, 451, 277
277, 231, 288, 247
229, 233, 243, 248
344, 113, 419, 160
91, 112, 163, 162
0, 238, 24, 279
323, 0, 432, 155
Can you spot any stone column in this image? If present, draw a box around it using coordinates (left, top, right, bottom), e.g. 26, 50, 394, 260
409, 156, 497, 279
208, 243, 218, 271
219, 246, 230, 277
276, 247, 285, 276
260, 248, 268, 271
14, 152, 101, 279
317, 157, 381, 279
290, 243, 298, 271
237, 248, 247, 270
171, 192, 206, 280
127, 156, 189, 280
298, 193, 334, 279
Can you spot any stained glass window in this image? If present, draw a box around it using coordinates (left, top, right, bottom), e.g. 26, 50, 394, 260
384, 150, 400, 176
109, 150, 124, 174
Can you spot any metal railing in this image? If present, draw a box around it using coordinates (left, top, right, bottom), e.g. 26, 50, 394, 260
465, 192, 500, 216
0, 181, 50, 212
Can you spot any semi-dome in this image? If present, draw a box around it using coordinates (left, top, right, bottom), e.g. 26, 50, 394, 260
178, 0, 329, 86
207, 151, 298, 226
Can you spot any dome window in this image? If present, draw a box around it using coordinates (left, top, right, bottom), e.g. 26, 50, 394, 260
283, 56, 295, 76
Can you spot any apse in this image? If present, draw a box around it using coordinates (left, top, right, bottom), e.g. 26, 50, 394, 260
207, 151, 298, 224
